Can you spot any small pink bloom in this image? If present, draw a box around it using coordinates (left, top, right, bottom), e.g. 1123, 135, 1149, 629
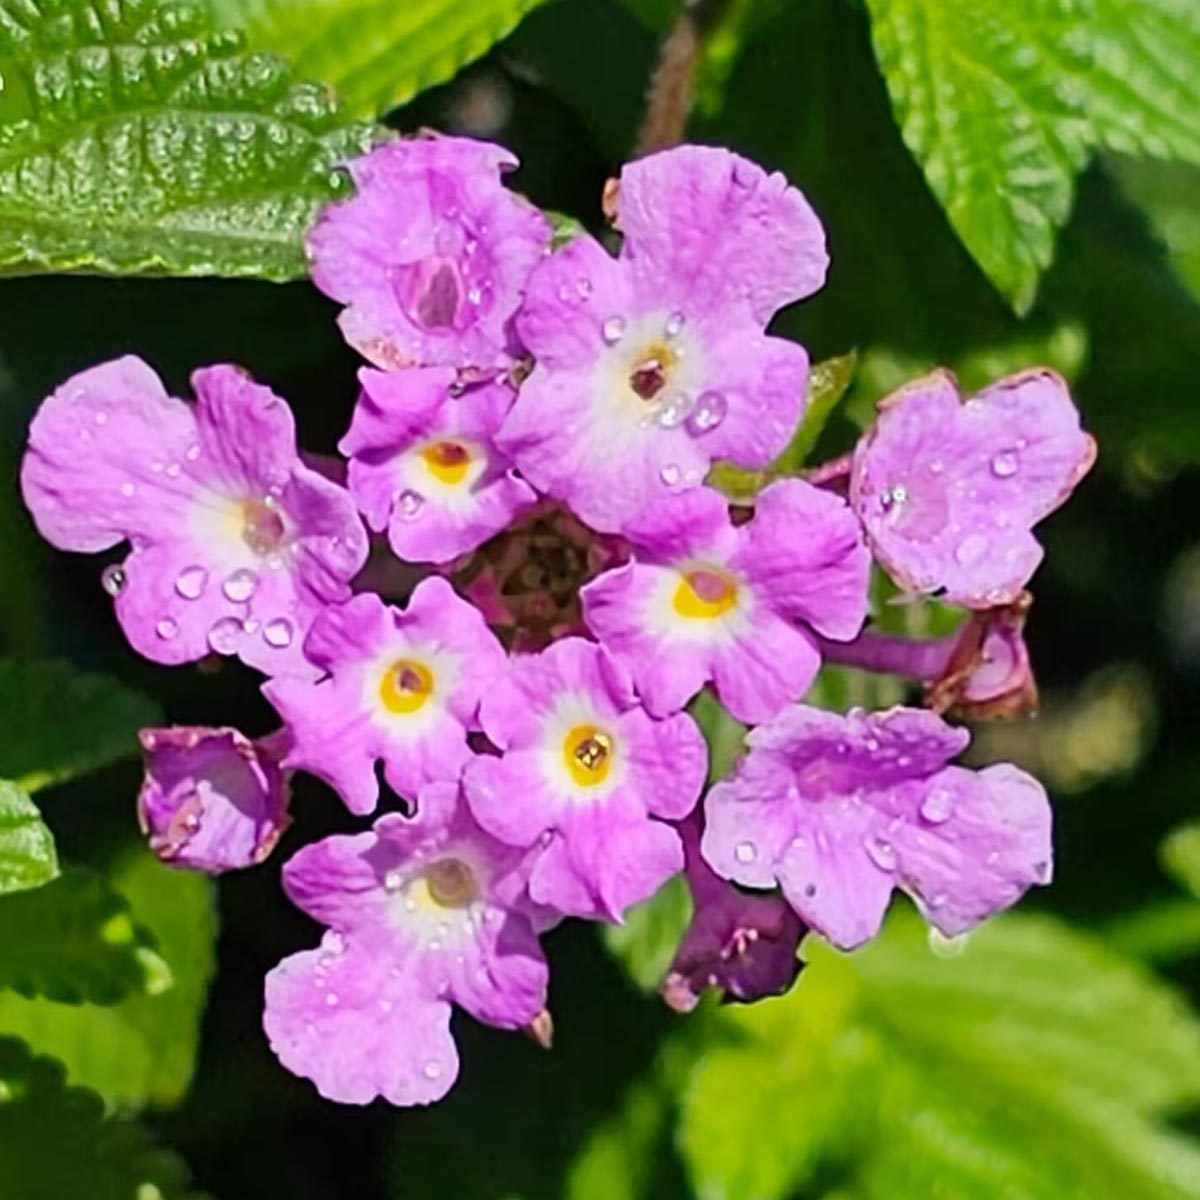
463, 638, 707, 920
20, 358, 367, 676
703, 705, 1052, 950
582, 481, 869, 722
263, 579, 507, 815
851, 369, 1096, 607
308, 137, 551, 371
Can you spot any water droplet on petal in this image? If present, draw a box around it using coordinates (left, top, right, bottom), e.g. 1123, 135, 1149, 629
326, 932, 345, 954
379, 999, 393, 1013
655, 391, 695, 429
467, 285, 483, 306
185, 443, 201, 462
101, 565, 127, 597
735, 841, 757, 864
174, 565, 208, 600
601, 316, 626, 345
385, 869, 403, 893
264, 618, 293, 648
207, 617, 243, 656
222, 569, 258, 602
920, 788, 955, 824
660, 463, 681, 487
664, 310, 686, 338
423, 1060, 443, 1080
865, 835, 897, 872
991, 450, 1019, 478
576, 276, 592, 299
1033, 859, 1050, 882
398, 490, 425, 520
165, 463, 181, 478
954, 533, 988, 565
685, 390, 728, 435
325, 992, 339, 1007
155, 617, 178, 640
94, 411, 108, 425
120, 482, 136, 497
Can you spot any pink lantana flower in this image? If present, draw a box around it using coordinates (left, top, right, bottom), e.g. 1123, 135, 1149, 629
20, 358, 367, 677
582, 481, 869, 723
463, 638, 707, 920
137, 725, 292, 873
850, 368, 1096, 607
498, 145, 828, 533
703, 705, 1052, 950
264, 578, 507, 815
308, 137, 551, 371
264, 782, 549, 1107
340, 366, 538, 564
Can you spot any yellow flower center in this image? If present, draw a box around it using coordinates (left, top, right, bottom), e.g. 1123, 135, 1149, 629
424, 858, 478, 908
563, 724, 614, 787
421, 440, 472, 485
673, 566, 738, 620
379, 658, 434, 714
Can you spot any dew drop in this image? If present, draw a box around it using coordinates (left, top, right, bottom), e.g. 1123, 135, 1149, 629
655, 391, 695, 429
685, 390, 728, 435
880, 484, 908, 511
94, 411, 108, 425
734, 841, 757, 863
664, 310, 686, 338
467, 285, 483, 306
155, 617, 178, 640
325, 992, 339, 1007
660, 463, 681, 486
576, 276, 592, 299
865, 835, 897, 872
207, 617, 243, 656
601, 315, 626, 345
398, 490, 425, 520
101, 564, 127, 597
326, 932, 345, 954
165, 463, 181, 478
222, 569, 258, 602
423, 1060, 442, 1080
379, 999, 393, 1013
384, 869, 403, 893
264, 618, 293, 648
920, 788, 955, 824
174, 565, 208, 600
185, 443, 201, 462
990, 450, 1019, 478
954, 533, 988, 565
1033, 859, 1050, 881
120, 482, 136, 497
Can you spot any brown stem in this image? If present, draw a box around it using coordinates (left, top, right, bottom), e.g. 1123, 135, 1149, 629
634, 0, 732, 155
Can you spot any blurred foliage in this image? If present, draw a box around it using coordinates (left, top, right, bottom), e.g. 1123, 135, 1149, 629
0, 0, 1197, 1197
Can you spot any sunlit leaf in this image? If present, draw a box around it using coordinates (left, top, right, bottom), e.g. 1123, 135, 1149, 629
0, 780, 56, 897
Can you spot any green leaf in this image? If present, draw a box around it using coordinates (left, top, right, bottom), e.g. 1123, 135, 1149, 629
0, 0, 375, 280
208, 0, 554, 120
0, 848, 217, 1109
1162, 821, 1200, 901
0, 780, 57, 896
863, 0, 1200, 313
0, 1037, 204, 1198
688, 690, 746, 784
0, 868, 171, 1005
602, 873, 691, 994
0, 660, 160, 794
1112, 155, 1200, 302
678, 911, 1200, 1199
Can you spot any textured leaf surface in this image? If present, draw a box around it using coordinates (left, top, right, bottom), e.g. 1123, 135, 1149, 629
0, 868, 171, 1004
0, 779, 56, 895
0, 848, 217, 1108
208, 0, 553, 120
602, 874, 691, 995
0, 1037, 204, 1197
0, 0, 375, 279
1163, 821, 1200, 902
0, 659, 159, 793
679, 911, 1200, 1199
864, 0, 1200, 312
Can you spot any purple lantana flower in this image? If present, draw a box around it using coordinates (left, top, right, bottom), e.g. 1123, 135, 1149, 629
498, 145, 828, 533
703, 705, 1052, 949
850, 369, 1096, 607
20, 358, 368, 677
137, 726, 291, 872
662, 813, 804, 1013
264, 781, 549, 1107
264, 578, 507, 815
340, 366, 537, 564
582, 481, 869, 723
308, 136, 551, 371
463, 637, 707, 920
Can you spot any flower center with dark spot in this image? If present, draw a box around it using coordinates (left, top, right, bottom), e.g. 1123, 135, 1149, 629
421, 440, 472, 485
673, 565, 738, 619
627, 342, 678, 401
241, 497, 286, 555
379, 658, 434, 714
564, 724, 614, 787
425, 858, 478, 908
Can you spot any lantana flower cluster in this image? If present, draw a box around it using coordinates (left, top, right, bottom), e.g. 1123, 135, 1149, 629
21, 136, 1095, 1107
